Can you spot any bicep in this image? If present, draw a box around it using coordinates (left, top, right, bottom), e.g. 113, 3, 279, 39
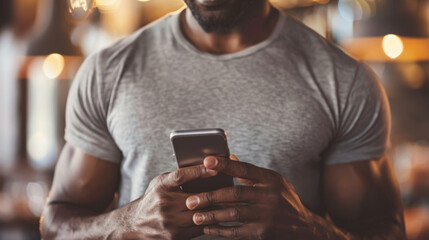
48, 143, 120, 212
323, 156, 404, 232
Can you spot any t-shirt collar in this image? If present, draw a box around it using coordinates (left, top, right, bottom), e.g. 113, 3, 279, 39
170, 8, 287, 60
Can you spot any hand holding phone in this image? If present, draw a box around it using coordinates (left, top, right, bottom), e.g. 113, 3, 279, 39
170, 128, 234, 193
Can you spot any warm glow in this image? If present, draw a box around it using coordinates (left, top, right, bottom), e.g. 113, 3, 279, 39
43, 53, 65, 79
97, 0, 117, 5
270, 0, 330, 8
137, 0, 151, 2
27, 132, 50, 161
340, 37, 429, 61
382, 34, 404, 59
96, 0, 119, 11
69, 0, 88, 11
399, 63, 426, 89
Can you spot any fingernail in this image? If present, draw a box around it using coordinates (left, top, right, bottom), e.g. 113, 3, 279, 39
204, 157, 218, 168
186, 196, 199, 210
194, 213, 204, 225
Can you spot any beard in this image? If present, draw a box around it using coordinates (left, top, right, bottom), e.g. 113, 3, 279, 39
184, 0, 260, 33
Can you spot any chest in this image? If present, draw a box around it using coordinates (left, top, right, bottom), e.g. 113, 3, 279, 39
107, 64, 334, 172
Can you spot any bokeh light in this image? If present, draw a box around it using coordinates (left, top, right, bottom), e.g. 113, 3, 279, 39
398, 63, 426, 89
43, 53, 65, 79
69, 0, 88, 11
382, 34, 404, 59
69, 0, 94, 20
27, 132, 50, 162
28, 57, 59, 170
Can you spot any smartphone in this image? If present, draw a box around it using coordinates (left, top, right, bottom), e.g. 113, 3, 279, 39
170, 128, 234, 193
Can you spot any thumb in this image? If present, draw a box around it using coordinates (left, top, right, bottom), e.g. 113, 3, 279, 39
229, 154, 255, 186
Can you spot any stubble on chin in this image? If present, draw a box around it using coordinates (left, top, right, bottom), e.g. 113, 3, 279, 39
183, 0, 260, 33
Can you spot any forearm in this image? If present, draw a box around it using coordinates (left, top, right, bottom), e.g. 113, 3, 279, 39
40, 202, 127, 240
310, 212, 406, 240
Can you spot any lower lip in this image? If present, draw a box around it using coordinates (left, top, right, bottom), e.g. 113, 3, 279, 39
196, 0, 228, 7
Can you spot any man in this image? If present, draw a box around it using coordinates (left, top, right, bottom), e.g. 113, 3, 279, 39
40, 0, 406, 239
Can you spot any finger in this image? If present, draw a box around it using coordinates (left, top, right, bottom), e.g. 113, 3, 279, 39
162, 165, 218, 190
174, 210, 202, 227
230, 154, 254, 186
204, 224, 261, 240
204, 156, 277, 184
193, 206, 259, 225
177, 226, 204, 239
186, 186, 261, 210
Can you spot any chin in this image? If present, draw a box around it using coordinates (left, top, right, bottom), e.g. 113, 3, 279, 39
184, 0, 257, 33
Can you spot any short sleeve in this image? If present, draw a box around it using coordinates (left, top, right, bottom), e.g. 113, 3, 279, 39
65, 53, 122, 163
324, 63, 391, 165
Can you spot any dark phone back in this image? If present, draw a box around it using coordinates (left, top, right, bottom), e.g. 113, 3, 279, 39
170, 129, 234, 193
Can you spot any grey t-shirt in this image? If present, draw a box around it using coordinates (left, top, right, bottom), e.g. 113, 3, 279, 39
65, 8, 390, 229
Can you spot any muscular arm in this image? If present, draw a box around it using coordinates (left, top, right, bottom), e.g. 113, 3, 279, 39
40, 143, 124, 239
321, 156, 406, 240
281, 156, 407, 240
41, 143, 213, 240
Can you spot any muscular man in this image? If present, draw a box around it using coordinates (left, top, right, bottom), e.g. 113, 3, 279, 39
40, 0, 406, 239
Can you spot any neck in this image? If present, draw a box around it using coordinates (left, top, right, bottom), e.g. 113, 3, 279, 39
180, 2, 279, 55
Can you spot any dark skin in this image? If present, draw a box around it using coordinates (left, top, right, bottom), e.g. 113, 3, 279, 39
40, 0, 406, 239
41, 144, 214, 239
187, 155, 405, 239
40, 145, 405, 239
181, 0, 279, 54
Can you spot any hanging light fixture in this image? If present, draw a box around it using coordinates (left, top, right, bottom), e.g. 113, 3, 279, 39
68, 0, 96, 22
21, 0, 83, 170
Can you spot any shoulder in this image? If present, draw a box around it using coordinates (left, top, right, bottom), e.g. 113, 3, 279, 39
280, 15, 360, 84
79, 13, 176, 91
280, 15, 384, 96
277, 15, 387, 127
72, 13, 176, 111
282, 15, 356, 65
95, 13, 175, 72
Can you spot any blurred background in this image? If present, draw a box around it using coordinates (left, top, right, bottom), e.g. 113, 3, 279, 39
0, 0, 428, 239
